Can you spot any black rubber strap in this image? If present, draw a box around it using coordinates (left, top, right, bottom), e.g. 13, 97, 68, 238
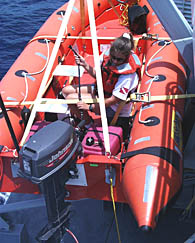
121, 146, 181, 172
88, 129, 121, 142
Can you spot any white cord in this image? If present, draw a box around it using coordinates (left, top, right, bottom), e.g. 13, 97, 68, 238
21, 39, 50, 103
139, 40, 172, 124
21, 11, 66, 103
1, 146, 18, 157
145, 40, 172, 79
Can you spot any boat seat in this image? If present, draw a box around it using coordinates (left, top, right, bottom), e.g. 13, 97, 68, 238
53, 65, 85, 77
68, 54, 96, 85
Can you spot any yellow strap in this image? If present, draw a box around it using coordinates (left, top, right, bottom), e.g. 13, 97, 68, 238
4, 91, 195, 108
5, 91, 195, 109
110, 101, 126, 126
110, 178, 122, 243
128, 92, 195, 103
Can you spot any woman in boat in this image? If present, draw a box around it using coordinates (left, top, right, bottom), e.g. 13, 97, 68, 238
62, 32, 141, 138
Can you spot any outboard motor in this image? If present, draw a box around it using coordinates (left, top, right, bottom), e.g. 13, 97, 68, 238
18, 120, 82, 242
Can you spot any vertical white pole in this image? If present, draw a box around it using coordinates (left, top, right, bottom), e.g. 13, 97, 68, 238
86, 0, 110, 154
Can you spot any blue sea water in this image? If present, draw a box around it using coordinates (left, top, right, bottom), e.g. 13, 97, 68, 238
0, 0, 68, 80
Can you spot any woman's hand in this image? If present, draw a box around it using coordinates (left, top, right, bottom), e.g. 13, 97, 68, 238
75, 54, 87, 67
75, 53, 96, 78
77, 101, 89, 111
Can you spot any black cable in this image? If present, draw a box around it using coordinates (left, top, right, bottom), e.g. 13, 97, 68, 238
69, 45, 84, 120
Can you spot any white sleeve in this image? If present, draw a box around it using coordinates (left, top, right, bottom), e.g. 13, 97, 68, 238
112, 72, 139, 101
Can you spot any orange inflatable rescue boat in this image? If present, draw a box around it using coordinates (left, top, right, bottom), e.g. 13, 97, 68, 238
0, 0, 187, 234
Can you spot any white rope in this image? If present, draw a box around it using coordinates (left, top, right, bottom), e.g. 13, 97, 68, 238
22, 73, 29, 103
22, 39, 50, 103
17, 14, 61, 107
145, 40, 172, 79
1, 146, 18, 157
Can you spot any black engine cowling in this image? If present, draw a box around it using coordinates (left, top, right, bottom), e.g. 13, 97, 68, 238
19, 120, 82, 183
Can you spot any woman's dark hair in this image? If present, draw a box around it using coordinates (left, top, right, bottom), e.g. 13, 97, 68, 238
110, 33, 134, 57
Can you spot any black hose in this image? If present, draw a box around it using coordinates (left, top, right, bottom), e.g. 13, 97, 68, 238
0, 94, 20, 154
